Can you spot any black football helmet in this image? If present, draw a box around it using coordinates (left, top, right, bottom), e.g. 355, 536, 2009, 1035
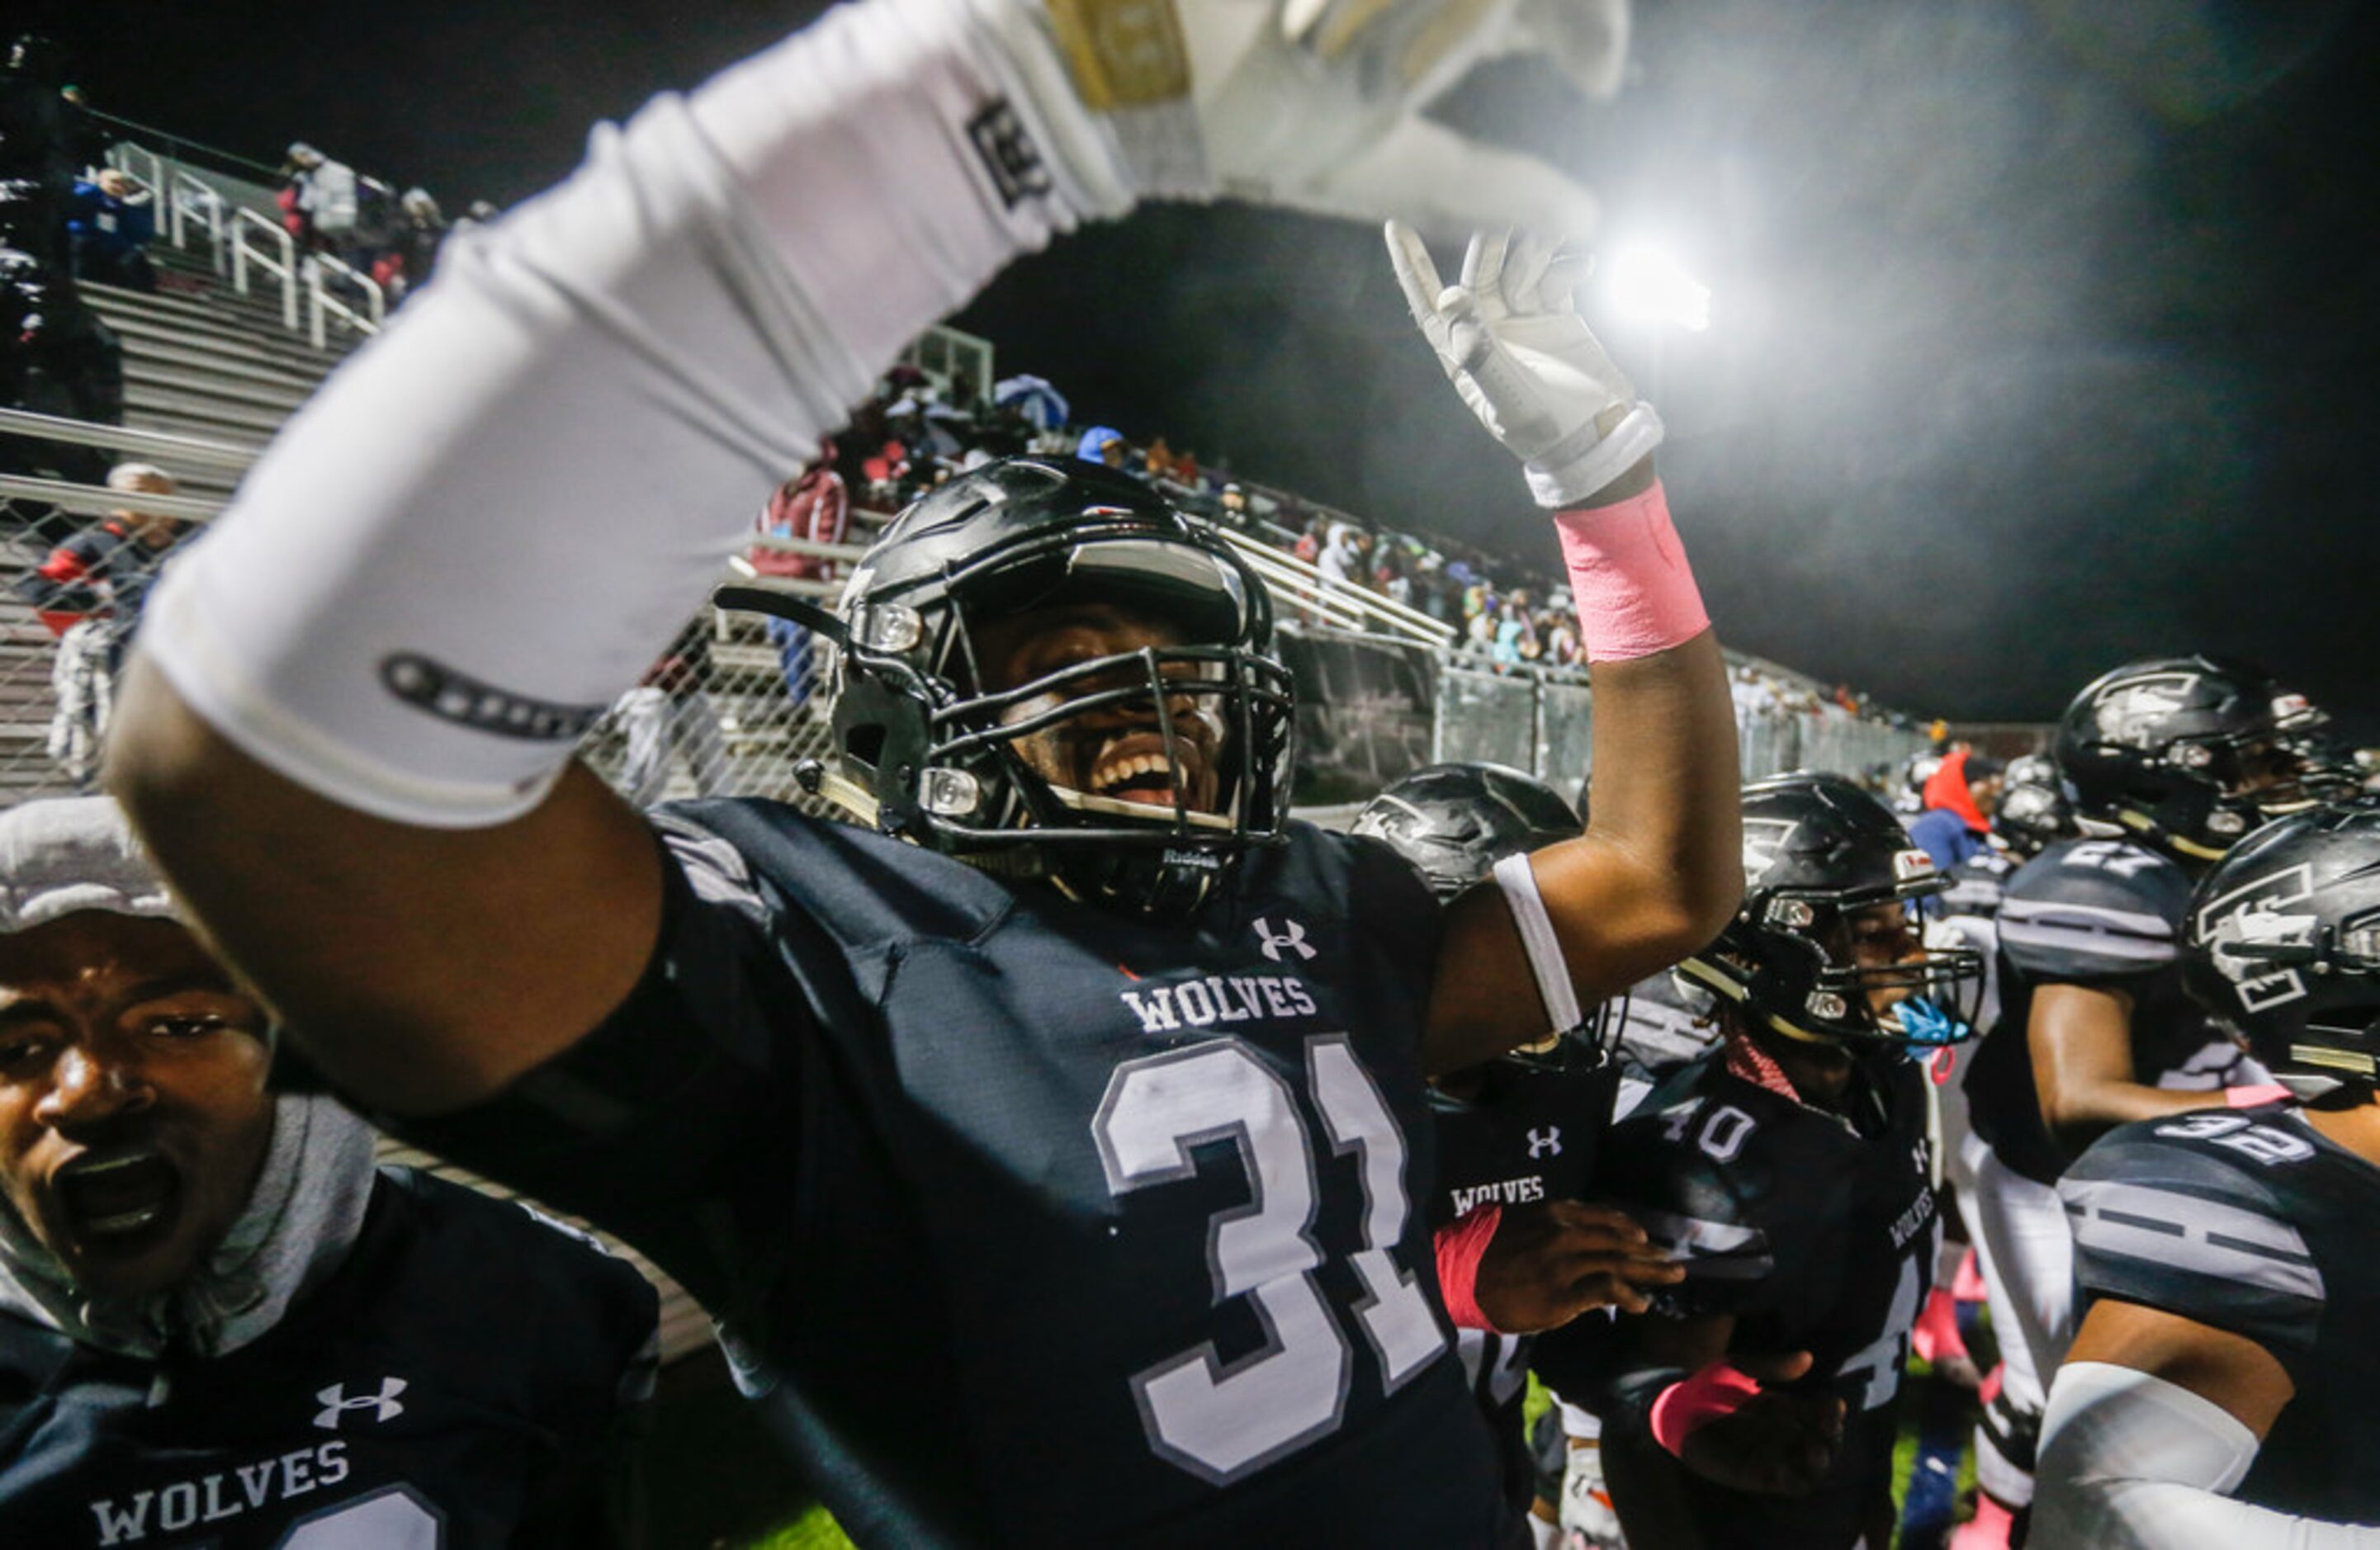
1353, 763, 1603, 1066
2184, 796, 2380, 1099
724, 457, 1294, 915
1681, 773, 1982, 1048
1993, 754, 2075, 858
1351, 762, 1583, 901
2055, 654, 2348, 865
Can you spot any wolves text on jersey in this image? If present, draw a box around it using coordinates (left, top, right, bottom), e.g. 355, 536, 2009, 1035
89, 1441, 352, 1547
1117, 971, 1320, 1035
1449, 1174, 1550, 1216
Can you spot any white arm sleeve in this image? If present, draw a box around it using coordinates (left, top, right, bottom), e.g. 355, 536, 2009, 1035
137, 0, 1141, 826
2035, 1360, 2380, 1549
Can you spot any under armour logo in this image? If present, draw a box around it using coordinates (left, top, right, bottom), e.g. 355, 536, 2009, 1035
967, 99, 1051, 210
1526, 1127, 1562, 1159
1252, 916, 1316, 962
315, 1378, 407, 1431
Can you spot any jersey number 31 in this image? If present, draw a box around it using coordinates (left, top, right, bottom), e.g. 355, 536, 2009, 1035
1093, 1034, 1447, 1484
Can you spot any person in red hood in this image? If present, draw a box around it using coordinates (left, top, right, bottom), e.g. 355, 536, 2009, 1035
1909, 747, 2007, 874
752, 442, 847, 709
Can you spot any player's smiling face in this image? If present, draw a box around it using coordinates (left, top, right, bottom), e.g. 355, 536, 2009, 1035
0, 913, 274, 1300
971, 602, 1228, 815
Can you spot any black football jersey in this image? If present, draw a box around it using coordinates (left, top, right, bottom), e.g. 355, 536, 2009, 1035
1966, 838, 2256, 1184
392, 801, 1507, 1549
2064, 1107, 2380, 1524
1593, 1051, 1940, 1546
1429, 1055, 1620, 1513
0, 1168, 656, 1549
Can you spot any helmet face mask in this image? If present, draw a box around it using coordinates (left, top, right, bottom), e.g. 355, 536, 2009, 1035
812, 458, 1297, 916
2184, 796, 2380, 1098
1686, 774, 1984, 1050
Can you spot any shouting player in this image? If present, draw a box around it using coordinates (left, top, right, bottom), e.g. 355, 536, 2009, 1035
98, 5, 1740, 1543
0, 799, 657, 1547
1587, 773, 1981, 1550
2038, 795, 2380, 1543
1956, 655, 2341, 1523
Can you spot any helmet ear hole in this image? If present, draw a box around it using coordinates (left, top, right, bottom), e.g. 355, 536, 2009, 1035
844, 725, 887, 773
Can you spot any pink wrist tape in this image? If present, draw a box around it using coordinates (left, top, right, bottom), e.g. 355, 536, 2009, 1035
2226, 1084, 2293, 1108
1435, 1204, 1504, 1333
1649, 1360, 1763, 1458
1552, 480, 1710, 662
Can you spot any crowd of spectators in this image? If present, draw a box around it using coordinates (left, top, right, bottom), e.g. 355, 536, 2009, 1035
277, 141, 496, 307
799, 357, 1924, 731
2, 34, 128, 494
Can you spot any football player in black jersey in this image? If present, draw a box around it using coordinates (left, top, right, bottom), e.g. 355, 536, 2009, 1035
1587, 773, 1982, 1550
1354, 762, 1679, 1547
2038, 796, 2380, 1544
96, 12, 1747, 1541
0, 799, 657, 1548
1957, 656, 2342, 1527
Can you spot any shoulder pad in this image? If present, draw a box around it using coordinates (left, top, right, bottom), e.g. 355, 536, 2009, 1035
656, 797, 1014, 950
2061, 1114, 2323, 1358
1999, 839, 2188, 981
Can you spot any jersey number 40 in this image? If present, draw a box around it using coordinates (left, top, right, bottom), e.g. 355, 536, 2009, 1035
1093, 1034, 1447, 1485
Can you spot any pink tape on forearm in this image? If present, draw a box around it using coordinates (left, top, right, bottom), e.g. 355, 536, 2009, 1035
2226, 1084, 2292, 1108
1552, 480, 1710, 662
1649, 1360, 1763, 1458
1434, 1204, 1504, 1334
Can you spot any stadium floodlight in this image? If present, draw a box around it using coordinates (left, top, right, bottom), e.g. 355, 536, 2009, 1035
1605, 243, 1711, 333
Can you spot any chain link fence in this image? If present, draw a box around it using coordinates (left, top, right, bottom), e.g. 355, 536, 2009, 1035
2, 484, 1928, 820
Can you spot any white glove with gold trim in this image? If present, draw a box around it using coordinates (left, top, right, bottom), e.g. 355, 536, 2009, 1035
1004, 0, 1630, 235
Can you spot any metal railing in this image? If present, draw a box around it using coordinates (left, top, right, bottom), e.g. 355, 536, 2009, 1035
106, 141, 165, 202
1215, 527, 1458, 647
231, 208, 299, 333
0, 410, 1932, 813
0, 407, 263, 470
308, 252, 385, 349
168, 168, 228, 272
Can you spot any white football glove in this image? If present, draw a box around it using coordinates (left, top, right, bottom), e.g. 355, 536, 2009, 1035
1386, 221, 1663, 508
997, 0, 1629, 237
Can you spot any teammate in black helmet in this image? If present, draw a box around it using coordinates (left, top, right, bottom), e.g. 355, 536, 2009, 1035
1354, 762, 1680, 1546
1990, 754, 2075, 863
2038, 796, 2380, 1544
1584, 773, 1980, 1550
1956, 655, 2340, 1527
97, 7, 1745, 1538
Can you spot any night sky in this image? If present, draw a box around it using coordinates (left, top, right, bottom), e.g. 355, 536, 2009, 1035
43, 0, 2380, 735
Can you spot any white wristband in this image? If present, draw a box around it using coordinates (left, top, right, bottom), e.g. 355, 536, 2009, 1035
1524, 401, 1666, 510
1493, 851, 1583, 1037
137, 0, 1135, 826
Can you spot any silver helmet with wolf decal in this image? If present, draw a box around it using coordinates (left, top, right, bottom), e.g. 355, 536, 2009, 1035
2184, 796, 2380, 1098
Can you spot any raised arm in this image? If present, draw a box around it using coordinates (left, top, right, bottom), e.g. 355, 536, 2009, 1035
106, 1, 1630, 1113
1389, 227, 1740, 1073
